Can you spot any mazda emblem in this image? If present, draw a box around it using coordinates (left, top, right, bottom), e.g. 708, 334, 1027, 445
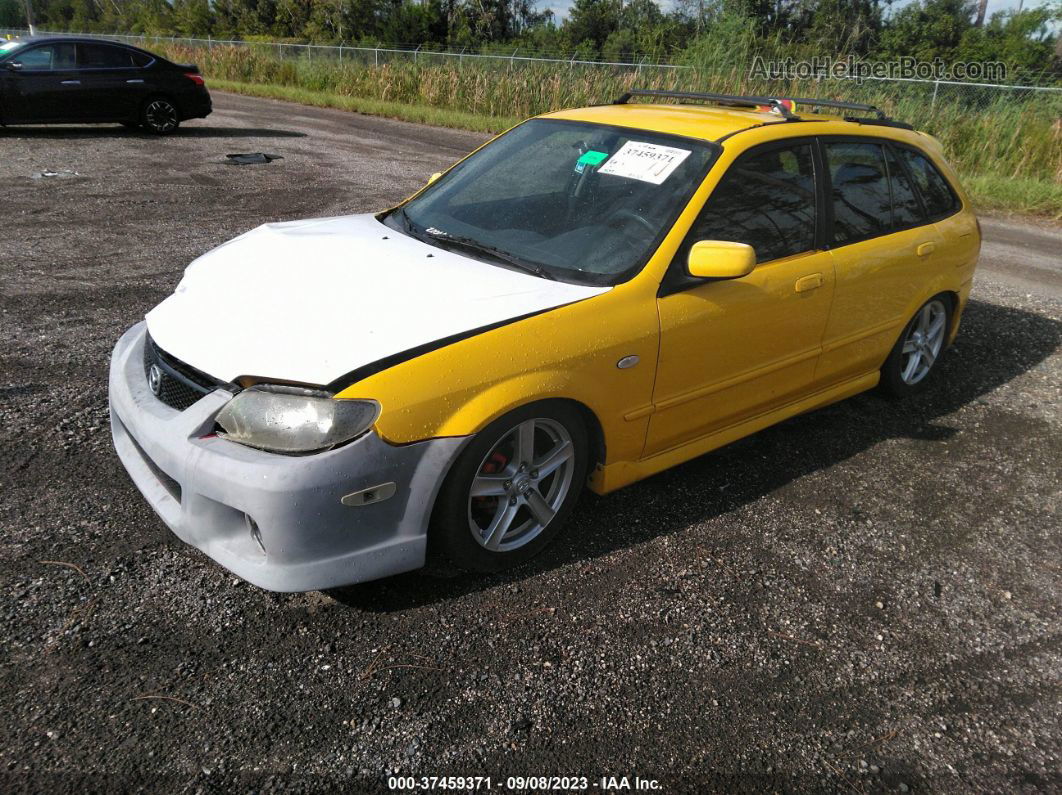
148, 364, 163, 396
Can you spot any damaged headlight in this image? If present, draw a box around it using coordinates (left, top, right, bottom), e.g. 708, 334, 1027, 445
215, 385, 379, 454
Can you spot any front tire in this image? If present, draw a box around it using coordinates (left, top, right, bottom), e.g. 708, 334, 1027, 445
430, 402, 589, 573
879, 296, 951, 397
141, 98, 180, 134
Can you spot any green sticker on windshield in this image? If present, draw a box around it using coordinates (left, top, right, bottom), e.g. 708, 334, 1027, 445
577, 150, 609, 167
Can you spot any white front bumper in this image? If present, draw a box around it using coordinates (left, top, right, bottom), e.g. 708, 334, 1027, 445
108, 322, 466, 591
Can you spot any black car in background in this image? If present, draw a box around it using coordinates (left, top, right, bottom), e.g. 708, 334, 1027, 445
0, 36, 211, 133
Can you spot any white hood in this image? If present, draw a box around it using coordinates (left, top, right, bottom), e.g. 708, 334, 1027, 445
145, 214, 609, 386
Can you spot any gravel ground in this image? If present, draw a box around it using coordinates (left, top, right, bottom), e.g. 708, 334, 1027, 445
1, 93, 1060, 793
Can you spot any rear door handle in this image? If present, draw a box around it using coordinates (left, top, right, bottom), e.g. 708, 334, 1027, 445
795, 273, 823, 293
917, 242, 936, 257
60, 80, 81, 85
126, 79, 144, 84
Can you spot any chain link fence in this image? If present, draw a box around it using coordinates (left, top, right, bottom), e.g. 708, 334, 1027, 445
4, 27, 1061, 117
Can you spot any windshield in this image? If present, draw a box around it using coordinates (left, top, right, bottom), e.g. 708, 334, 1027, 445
386, 119, 719, 286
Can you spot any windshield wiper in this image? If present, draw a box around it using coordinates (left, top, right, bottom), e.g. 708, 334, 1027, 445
391, 206, 421, 237
424, 231, 557, 281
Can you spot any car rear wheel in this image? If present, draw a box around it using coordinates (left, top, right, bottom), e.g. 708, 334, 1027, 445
141, 98, 180, 135
430, 402, 588, 573
880, 296, 951, 397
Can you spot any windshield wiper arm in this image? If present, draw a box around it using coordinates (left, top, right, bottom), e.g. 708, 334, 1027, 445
391, 206, 421, 237
425, 232, 556, 281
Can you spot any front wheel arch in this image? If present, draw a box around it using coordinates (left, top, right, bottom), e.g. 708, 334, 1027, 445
426, 398, 592, 573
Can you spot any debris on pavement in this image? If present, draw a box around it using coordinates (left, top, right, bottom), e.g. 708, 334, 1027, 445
31, 169, 80, 179
225, 153, 283, 165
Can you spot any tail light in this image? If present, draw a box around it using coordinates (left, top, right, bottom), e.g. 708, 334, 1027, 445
184, 73, 205, 87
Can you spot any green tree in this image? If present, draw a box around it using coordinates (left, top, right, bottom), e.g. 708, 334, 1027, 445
956, 5, 1061, 81
794, 0, 884, 54
565, 0, 622, 53
876, 0, 975, 62
0, 0, 25, 27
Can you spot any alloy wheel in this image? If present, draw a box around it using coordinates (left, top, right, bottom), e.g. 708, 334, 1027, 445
144, 100, 178, 133
900, 299, 947, 385
467, 418, 576, 552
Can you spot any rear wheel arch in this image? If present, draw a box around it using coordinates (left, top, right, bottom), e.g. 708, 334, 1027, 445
879, 292, 954, 397
141, 94, 181, 133
940, 290, 961, 341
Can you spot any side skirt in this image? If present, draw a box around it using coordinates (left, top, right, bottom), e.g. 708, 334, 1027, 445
588, 370, 880, 494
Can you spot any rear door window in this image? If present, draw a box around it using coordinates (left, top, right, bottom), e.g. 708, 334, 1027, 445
825, 142, 891, 245
899, 148, 959, 219
77, 43, 137, 69
680, 142, 817, 264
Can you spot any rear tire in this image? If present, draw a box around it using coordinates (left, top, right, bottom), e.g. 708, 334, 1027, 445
141, 98, 180, 135
429, 402, 588, 573
879, 296, 952, 397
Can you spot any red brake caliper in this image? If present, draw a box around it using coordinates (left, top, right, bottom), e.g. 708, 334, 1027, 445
474, 452, 510, 504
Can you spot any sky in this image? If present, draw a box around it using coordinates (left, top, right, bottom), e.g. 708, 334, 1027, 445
540, 0, 1034, 24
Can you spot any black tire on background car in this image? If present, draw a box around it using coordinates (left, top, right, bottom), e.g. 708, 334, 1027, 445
879, 295, 952, 397
141, 97, 180, 134
430, 401, 589, 573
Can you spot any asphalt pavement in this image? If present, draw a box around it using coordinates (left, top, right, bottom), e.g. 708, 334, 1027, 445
1, 92, 1059, 792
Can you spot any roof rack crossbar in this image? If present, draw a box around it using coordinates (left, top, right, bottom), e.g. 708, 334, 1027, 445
612, 90, 798, 119
787, 96, 886, 119
613, 89, 893, 123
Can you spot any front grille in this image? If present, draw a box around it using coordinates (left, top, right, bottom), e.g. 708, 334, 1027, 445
143, 334, 223, 411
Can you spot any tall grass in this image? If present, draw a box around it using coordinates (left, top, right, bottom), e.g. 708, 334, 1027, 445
164, 43, 1062, 199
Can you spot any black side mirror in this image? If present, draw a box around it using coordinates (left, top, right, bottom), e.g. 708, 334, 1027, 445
2, 61, 23, 71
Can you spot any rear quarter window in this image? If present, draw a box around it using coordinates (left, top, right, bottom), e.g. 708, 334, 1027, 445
884, 145, 925, 228
899, 148, 960, 219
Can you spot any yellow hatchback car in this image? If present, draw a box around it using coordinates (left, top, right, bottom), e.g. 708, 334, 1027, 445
109, 90, 980, 591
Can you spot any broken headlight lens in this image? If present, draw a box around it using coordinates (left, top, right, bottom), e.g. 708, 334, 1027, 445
215, 385, 379, 454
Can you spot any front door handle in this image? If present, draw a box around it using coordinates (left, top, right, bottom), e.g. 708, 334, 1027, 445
60, 80, 81, 85
126, 79, 144, 84
795, 273, 823, 293
917, 242, 936, 257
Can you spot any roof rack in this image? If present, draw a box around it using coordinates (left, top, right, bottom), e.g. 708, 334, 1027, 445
612, 90, 799, 119
613, 89, 906, 126
787, 96, 886, 119
842, 116, 915, 130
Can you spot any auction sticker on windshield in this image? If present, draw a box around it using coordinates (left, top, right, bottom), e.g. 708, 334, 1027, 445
598, 141, 692, 184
